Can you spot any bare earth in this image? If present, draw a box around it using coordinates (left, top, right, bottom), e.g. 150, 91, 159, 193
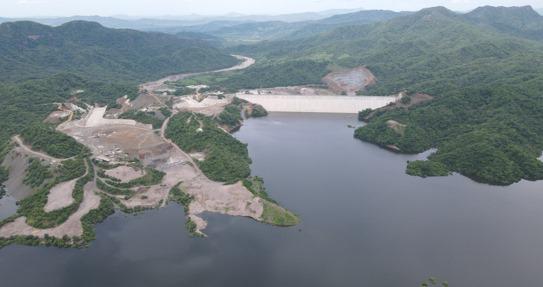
58, 105, 264, 234
1, 149, 35, 200
105, 166, 144, 183
322, 66, 377, 95
44, 179, 77, 212
0, 55, 268, 240
0, 182, 100, 238
173, 95, 231, 116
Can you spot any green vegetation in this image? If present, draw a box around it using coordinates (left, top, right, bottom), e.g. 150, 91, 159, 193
261, 200, 299, 227
420, 277, 449, 287
406, 160, 450, 177
0, 194, 115, 249
16, 159, 92, 229
0, 21, 238, 82
21, 123, 88, 158
465, 6, 543, 41
0, 19, 237, 170
0, 74, 138, 159
80, 195, 115, 246
169, 184, 203, 237
217, 98, 244, 130
178, 60, 329, 92
96, 179, 133, 197
166, 112, 251, 183
57, 157, 86, 182
104, 168, 165, 189
177, 10, 404, 44
119, 110, 164, 129
169, 86, 196, 96
358, 109, 373, 121
243, 176, 277, 204
0, 167, 7, 185
243, 176, 300, 226
226, 6, 543, 185
23, 158, 53, 188
216, 97, 268, 129
0, 143, 10, 191
159, 107, 172, 118
92, 159, 122, 170
247, 104, 268, 118
169, 183, 193, 213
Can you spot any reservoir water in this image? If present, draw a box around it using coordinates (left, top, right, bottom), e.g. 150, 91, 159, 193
2, 113, 543, 286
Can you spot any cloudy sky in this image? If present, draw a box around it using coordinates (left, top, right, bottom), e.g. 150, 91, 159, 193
2, 0, 541, 17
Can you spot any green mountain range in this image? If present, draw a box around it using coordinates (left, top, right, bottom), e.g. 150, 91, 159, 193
465, 5, 543, 41
0, 20, 238, 82
0, 20, 237, 157
224, 6, 543, 185
176, 10, 407, 44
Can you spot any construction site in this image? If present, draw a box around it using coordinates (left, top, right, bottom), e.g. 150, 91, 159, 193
0, 55, 399, 243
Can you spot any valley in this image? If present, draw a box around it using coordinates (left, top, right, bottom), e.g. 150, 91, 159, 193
1, 3, 543, 286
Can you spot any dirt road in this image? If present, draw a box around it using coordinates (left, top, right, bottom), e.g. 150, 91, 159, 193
13, 135, 71, 163
140, 55, 255, 92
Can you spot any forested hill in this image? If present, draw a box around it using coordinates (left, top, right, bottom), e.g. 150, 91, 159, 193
0, 20, 239, 170
0, 20, 238, 82
231, 6, 543, 185
176, 10, 407, 44
465, 6, 543, 41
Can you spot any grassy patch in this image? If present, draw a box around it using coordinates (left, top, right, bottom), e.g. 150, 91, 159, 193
260, 200, 299, 227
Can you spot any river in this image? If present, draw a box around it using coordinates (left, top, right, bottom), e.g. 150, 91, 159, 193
2, 113, 543, 286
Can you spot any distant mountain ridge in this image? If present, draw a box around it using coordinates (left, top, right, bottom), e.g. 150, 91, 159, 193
176, 10, 408, 43
465, 5, 543, 41
0, 20, 238, 82
227, 5, 543, 185
0, 8, 365, 31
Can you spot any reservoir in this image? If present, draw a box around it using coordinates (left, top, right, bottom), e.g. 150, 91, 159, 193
2, 113, 543, 286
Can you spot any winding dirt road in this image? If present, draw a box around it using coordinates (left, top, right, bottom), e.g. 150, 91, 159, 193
13, 135, 72, 163
140, 55, 255, 92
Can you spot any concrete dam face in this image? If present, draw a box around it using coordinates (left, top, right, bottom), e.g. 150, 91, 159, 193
236, 94, 400, 114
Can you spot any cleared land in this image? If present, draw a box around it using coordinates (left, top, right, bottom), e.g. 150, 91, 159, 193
0, 54, 295, 243
57, 102, 268, 235
323, 66, 377, 95
0, 182, 100, 238
43, 178, 77, 212
105, 166, 144, 183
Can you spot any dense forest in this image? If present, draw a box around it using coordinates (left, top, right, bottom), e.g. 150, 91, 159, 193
21, 123, 89, 158
0, 21, 238, 82
165, 112, 251, 183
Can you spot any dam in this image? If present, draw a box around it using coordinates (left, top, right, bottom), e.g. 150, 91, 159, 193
236, 94, 401, 114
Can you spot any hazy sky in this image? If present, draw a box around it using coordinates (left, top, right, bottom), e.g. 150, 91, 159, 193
1, 0, 542, 17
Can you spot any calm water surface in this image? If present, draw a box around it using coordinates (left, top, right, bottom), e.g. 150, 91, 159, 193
2, 113, 543, 287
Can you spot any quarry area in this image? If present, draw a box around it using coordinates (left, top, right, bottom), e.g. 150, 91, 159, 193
0, 55, 402, 245
0, 56, 288, 243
